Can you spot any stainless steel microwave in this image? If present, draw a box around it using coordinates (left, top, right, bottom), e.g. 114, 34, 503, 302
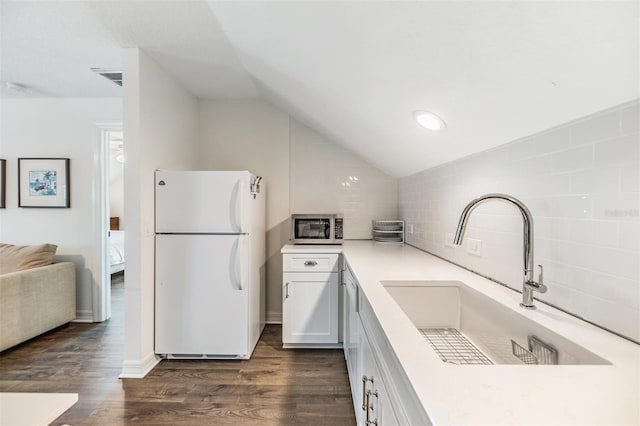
291, 214, 344, 244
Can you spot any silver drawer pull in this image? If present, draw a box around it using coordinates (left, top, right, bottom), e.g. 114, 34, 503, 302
303, 260, 318, 266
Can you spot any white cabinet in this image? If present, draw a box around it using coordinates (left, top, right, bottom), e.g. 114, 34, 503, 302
282, 253, 340, 347
343, 258, 430, 426
343, 262, 361, 416
344, 261, 398, 426
360, 320, 399, 426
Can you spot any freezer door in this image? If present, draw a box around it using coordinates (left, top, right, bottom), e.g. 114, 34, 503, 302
155, 234, 249, 356
155, 170, 251, 233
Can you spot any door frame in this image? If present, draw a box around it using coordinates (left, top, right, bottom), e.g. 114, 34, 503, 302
94, 122, 122, 322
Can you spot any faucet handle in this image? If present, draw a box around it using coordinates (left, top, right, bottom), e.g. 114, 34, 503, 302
538, 265, 543, 285
535, 265, 547, 294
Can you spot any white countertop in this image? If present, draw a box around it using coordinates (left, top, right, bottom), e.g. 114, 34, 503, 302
281, 244, 344, 254
282, 241, 640, 425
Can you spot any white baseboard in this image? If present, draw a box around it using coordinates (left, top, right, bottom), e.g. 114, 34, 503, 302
119, 352, 160, 379
266, 310, 282, 324
72, 310, 93, 323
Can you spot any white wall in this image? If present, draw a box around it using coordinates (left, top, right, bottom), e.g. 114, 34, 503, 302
121, 48, 199, 377
198, 100, 398, 322
199, 100, 290, 230
399, 101, 640, 342
198, 99, 290, 322
0, 98, 122, 321
290, 120, 398, 239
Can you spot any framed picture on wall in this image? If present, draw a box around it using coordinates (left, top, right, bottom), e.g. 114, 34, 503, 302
18, 158, 70, 208
0, 159, 6, 208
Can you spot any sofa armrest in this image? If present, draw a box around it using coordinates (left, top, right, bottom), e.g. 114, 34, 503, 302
0, 262, 76, 352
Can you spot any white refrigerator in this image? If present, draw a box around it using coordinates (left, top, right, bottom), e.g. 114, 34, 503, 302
154, 170, 266, 359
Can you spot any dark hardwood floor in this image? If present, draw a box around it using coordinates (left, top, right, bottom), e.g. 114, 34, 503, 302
0, 274, 356, 425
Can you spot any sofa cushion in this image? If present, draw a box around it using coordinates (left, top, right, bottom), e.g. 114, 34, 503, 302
0, 243, 58, 274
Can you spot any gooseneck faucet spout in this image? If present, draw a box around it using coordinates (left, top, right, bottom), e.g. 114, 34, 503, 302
453, 193, 546, 309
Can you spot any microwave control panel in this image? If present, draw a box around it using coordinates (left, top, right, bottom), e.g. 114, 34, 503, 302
334, 218, 343, 239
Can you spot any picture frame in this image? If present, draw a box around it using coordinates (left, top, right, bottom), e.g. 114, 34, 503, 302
18, 158, 70, 208
0, 159, 5, 208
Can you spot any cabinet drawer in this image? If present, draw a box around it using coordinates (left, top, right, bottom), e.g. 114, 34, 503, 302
283, 253, 339, 272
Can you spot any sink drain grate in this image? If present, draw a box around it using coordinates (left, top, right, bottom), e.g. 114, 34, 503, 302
419, 328, 493, 365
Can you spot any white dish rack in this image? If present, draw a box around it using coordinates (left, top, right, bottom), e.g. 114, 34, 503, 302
372, 220, 404, 244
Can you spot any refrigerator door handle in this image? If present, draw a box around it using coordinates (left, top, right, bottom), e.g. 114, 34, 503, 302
229, 236, 244, 291
236, 179, 245, 233
236, 236, 244, 291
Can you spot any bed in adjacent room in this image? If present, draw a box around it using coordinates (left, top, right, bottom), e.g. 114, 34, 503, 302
109, 217, 125, 274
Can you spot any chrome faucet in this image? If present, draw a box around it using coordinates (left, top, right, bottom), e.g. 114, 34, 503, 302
453, 193, 547, 309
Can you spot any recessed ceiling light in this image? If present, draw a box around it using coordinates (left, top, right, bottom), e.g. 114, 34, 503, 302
413, 110, 446, 131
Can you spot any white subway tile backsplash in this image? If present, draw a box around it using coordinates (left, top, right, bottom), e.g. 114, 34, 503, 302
620, 104, 639, 135
569, 170, 593, 194
591, 165, 620, 194
590, 247, 639, 281
594, 134, 640, 166
290, 120, 398, 240
567, 220, 596, 245
594, 220, 620, 248
553, 240, 594, 269
400, 101, 640, 342
550, 195, 592, 219
620, 163, 640, 193
584, 296, 640, 341
529, 173, 572, 196
542, 282, 578, 311
569, 166, 620, 196
593, 192, 639, 221
544, 261, 571, 286
534, 127, 573, 155
536, 217, 571, 240
551, 145, 593, 173
589, 272, 640, 310
571, 110, 621, 145
565, 266, 594, 293
619, 222, 640, 251
506, 137, 537, 160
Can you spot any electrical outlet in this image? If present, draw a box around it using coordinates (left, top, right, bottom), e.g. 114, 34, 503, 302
445, 233, 456, 248
467, 238, 482, 257
408, 224, 414, 234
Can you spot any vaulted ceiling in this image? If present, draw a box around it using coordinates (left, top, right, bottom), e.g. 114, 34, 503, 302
2, 1, 638, 177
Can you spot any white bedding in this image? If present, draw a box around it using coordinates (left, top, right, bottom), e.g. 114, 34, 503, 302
110, 230, 125, 274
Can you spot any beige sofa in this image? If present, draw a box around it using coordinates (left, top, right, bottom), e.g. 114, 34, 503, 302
0, 243, 76, 352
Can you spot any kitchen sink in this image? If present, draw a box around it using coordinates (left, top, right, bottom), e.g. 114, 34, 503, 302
381, 280, 610, 365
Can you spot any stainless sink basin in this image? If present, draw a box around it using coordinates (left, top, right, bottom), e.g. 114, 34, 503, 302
381, 280, 610, 365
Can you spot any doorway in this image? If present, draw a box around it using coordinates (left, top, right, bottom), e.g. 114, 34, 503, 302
95, 123, 123, 322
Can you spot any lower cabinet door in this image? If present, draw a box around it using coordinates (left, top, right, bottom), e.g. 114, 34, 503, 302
344, 281, 361, 419
282, 272, 339, 344
359, 319, 399, 426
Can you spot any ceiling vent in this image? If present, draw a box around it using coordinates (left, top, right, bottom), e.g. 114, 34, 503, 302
91, 68, 122, 87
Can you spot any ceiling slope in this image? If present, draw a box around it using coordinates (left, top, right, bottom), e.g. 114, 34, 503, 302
208, 1, 640, 177
0, 1, 122, 98
86, 0, 258, 99
2, 1, 637, 176
1, 0, 258, 99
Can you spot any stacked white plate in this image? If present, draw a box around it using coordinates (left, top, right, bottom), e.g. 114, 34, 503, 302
372, 220, 404, 244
